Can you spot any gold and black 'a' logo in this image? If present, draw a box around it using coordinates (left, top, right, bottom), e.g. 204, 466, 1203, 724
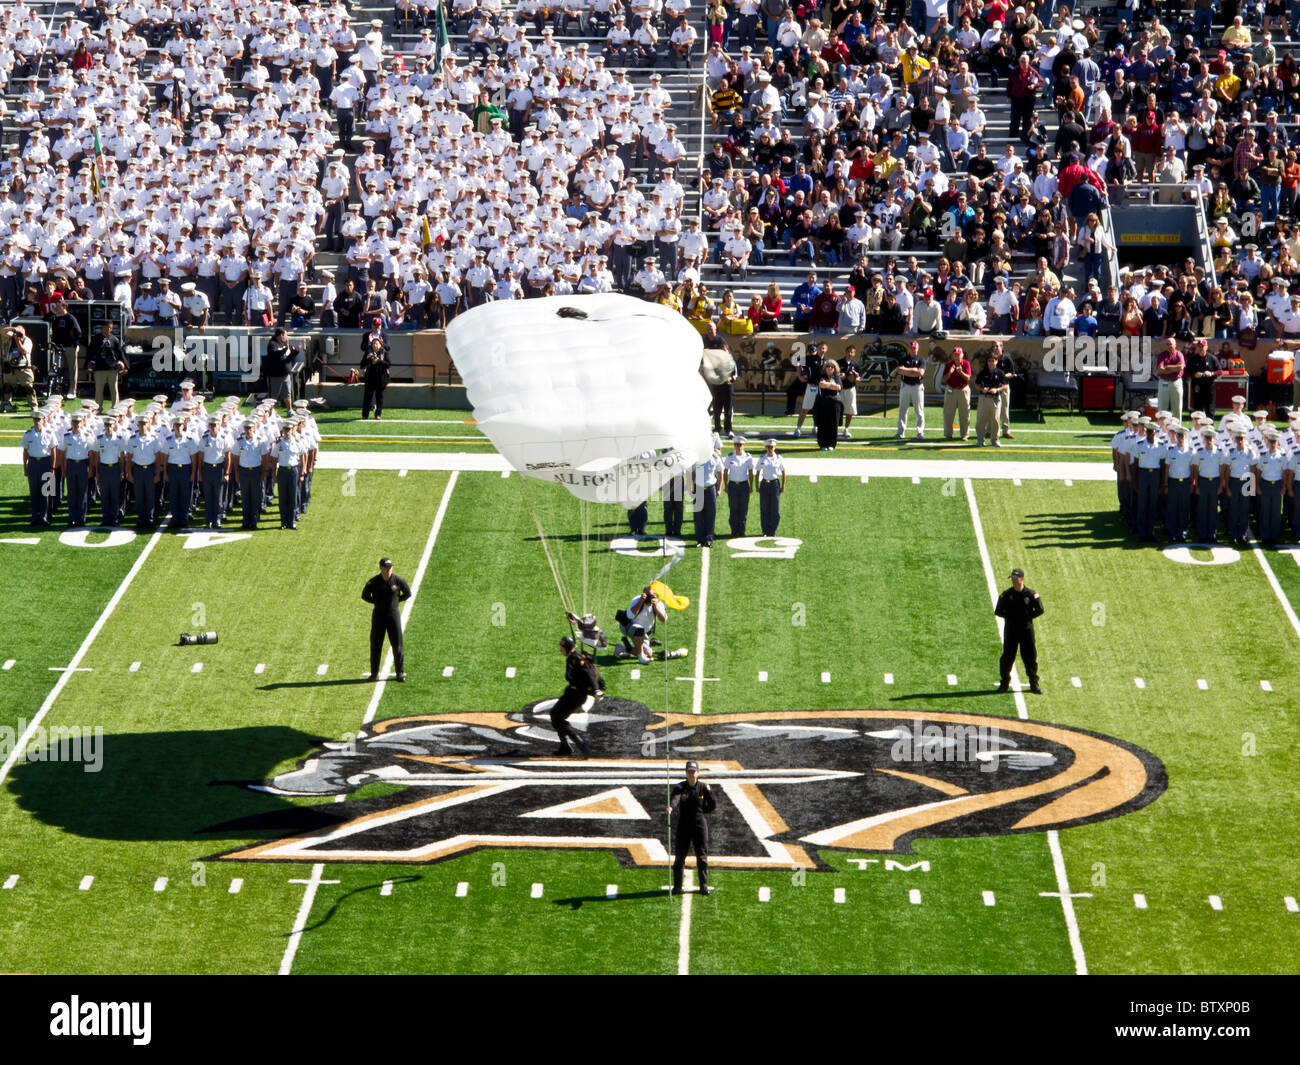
214, 700, 1166, 870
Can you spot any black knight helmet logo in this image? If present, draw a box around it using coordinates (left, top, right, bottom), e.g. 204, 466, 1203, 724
215, 700, 1165, 869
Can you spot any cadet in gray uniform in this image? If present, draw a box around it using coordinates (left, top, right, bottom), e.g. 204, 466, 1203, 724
755, 438, 786, 536
57, 411, 93, 527
1194, 425, 1225, 543
273, 421, 304, 529
126, 414, 164, 527
1223, 427, 1257, 546
693, 447, 722, 547
94, 410, 129, 527
1130, 420, 1165, 541
1254, 427, 1289, 547
1161, 425, 1195, 543
199, 413, 233, 528
722, 435, 754, 538
234, 421, 270, 529
1110, 412, 1138, 529
21, 409, 55, 527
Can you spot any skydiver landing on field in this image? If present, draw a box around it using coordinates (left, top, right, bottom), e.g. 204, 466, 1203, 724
565, 611, 608, 654
551, 636, 601, 758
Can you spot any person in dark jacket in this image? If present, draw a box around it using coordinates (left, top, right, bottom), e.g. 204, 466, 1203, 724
668, 760, 717, 896
263, 328, 292, 410
362, 557, 411, 682
551, 636, 599, 757
995, 567, 1044, 693
359, 320, 391, 420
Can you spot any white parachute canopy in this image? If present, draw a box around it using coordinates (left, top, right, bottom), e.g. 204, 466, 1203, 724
446, 294, 714, 506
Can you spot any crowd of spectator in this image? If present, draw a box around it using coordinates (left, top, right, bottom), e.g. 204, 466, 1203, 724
1, 0, 1298, 358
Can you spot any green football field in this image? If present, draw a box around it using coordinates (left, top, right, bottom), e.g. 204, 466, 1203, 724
1, 404, 1298, 976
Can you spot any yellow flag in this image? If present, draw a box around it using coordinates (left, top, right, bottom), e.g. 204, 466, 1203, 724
651, 581, 689, 611
421, 216, 434, 250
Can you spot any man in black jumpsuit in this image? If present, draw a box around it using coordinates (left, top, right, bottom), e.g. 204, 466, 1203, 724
995, 567, 1044, 694
551, 636, 597, 757
362, 557, 411, 682
668, 760, 716, 896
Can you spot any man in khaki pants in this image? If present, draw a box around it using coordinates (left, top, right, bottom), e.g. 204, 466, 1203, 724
941, 345, 971, 440
975, 351, 1006, 446
88, 319, 127, 411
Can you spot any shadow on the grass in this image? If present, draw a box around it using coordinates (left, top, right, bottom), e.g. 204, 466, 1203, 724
295, 876, 423, 936
1018, 510, 1143, 549
258, 678, 376, 691
6, 726, 341, 842
889, 689, 1006, 700
552, 889, 669, 909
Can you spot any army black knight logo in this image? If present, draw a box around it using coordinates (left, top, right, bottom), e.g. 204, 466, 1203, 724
215, 700, 1166, 870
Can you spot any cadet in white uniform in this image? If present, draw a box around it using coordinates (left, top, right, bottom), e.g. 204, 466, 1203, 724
1254, 427, 1290, 546
1161, 424, 1196, 543
127, 413, 165, 527
57, 411, 94, 527
722, 436, 754, 538
755, 438, 786, 536
693, 447, 722, 547
273, 420, 304, 529
1224, 426, 1258, 546
1194, 425, 1225, 543
94, 411, 130, 527
1110, 411, 1139, 528
1130, 419, 1165, 541
21, 409, 56, 526
234, 420, 270, 529
198, 413, 233, 528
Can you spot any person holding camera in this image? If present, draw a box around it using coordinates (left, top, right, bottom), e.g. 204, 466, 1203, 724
87, 319, 127, 411
359, 319, 391, 421
616, 585, 668, 665
1, 324, 35, 412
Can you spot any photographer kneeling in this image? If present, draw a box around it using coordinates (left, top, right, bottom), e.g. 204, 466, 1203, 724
616, 585, 668, 665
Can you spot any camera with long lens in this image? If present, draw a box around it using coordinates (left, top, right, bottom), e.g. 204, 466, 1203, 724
179, 632, 219, 646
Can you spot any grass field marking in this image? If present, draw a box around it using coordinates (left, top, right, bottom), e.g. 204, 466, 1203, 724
47, 666, 92, 674
605, 884, 617, 898
442, 666, 454, 677
79, 876, 94, 891
1209, 895, 1223, 911
758, 886, 771, 902
690, 545, 712, 716
1134, 893, 1148, 909
2, 659, 13, 670
254, 663, 265, 674
1134, 677, 1145, 689
1197, 679, 1208, 690
506, 667, 516, 678
860, 475, 869, 483
947, 673, 958, 686
1251, 545, 1300, 643
983, 890, 996, 906
1071, 676, 1081, 688
630, 669, 641, 680
398, 469, 408, 477
360, 471, 458, 729
530, 882, 543, 898
128, 661, 140, 672
1261, 680, 1273, 692
0, 528, 162, 789
278, 864, 339, 976
1064, 479, 1073, 487
964, 478, 1089, 977
821, 671, 831, 684
1285, 897, 1298, 913
911, 475, 921, 484
153, 877, 168, 893
316, 664, 328, 676
909, 888, 922, 905
191, 663, 202, 674
1013, 478, 1022, 486
758, 671, 768, 682
2, 875, 17, 889
833, 887, 846, 903
884, 672, 894, 684
677, 869, 694, 975
380, 880, 393, 897
455, 881, 469, 897
809, 474, 817, 483
228, 879, 243, 894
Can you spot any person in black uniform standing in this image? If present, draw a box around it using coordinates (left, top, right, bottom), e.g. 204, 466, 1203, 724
1184, 339, 1220, 418
668, 759, 716, 896
362, 557, 411, 682
995, 567, 1044, 694
551, 636, 598, 757
359, 325, 391, 421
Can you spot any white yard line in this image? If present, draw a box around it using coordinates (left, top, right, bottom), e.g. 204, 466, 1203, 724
1252, 545, 1300, 643
677, 869, 694, 975
280, 473, 459, 976
690, 546, 711, 715
0, 530, 163, 788
964, 478, 1088, 977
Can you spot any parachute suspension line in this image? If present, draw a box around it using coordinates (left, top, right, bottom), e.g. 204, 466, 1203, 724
579, 495, 591, 617
661, 530, 673, 889
519, 476, 577, 618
